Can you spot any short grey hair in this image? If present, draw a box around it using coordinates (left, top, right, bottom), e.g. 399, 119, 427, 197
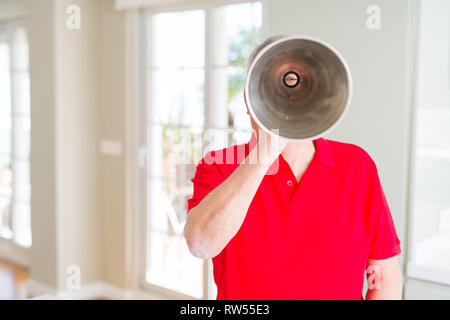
246, 34, 287, 71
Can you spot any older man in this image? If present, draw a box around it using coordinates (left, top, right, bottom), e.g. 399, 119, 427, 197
184, 36, 402, 300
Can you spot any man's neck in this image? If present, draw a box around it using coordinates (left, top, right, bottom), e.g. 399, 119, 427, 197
281, 140, 316, 182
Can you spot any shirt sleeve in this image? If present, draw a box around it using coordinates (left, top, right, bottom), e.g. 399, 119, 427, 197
187, 152, 225, 213
367, 159, 402, 260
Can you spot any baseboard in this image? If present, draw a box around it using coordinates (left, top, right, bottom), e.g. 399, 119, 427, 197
27, 279, 164, 300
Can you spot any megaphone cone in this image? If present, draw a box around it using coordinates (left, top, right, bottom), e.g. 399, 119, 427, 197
245, 36, 352, 140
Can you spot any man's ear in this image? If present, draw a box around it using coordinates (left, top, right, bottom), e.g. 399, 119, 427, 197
243, 91, 250, 115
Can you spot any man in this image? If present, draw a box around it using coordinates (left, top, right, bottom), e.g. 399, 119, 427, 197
184, 36, 402, 300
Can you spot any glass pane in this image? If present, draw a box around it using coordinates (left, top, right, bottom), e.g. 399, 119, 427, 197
225, 2, 262, 66
148, 179, 192, 235
227, 66, 251, 131
146, 129, 200, 297
233, 130, 253, 145
0, 156, 12, 199
146, 231, 203, 298
209, 1, 262, 145
163, 125, 201, 179
150, 69, 204, 127
12, 201, 31, 247
13, 115, 30, 158
0, 42, 11, 115
12, 72, 30, 116
0, 126, 11, 156
148, 124, 203, 178
181, 10, 205, 68
13, 159, 30, 203
0, 196, 12, 239
0, 155, 12, 239
12, 27, 29, 71
0, 41, 9, 73
147, 175, 193, 231
145, 2, 263, 299
152, 12, 182, 68
152, 10, 205, 69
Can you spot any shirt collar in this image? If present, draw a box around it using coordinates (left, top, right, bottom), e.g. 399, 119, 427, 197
314, 137, 335, 168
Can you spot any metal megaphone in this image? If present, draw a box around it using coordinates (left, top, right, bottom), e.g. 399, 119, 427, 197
244, 36, 352, 140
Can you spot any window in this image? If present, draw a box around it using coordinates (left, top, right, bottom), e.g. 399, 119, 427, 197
141, 1, 263, 298
407, 0, 450, 285
0, 22, 31, 248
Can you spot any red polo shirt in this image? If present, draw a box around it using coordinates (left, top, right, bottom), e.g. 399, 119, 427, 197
187, 136, 401, 300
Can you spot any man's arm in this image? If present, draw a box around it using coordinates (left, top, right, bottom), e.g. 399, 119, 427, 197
365, 256, 403, 300
184, 131, 287, 260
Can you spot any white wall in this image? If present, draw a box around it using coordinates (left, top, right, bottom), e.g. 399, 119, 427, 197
27, 0, 103, 291
0, 0, 26, 21
54, 0, 102, 288
28, 0, 58, 289
24, 0, 135, 294
98, 0, 130, 287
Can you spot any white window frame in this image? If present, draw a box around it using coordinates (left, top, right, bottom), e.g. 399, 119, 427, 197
135, 0, 269, 299
0, 19, 31, 266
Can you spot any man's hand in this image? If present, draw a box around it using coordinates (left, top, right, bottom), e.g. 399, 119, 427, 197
365, 256, 403, 299
254, 127, 288, 166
